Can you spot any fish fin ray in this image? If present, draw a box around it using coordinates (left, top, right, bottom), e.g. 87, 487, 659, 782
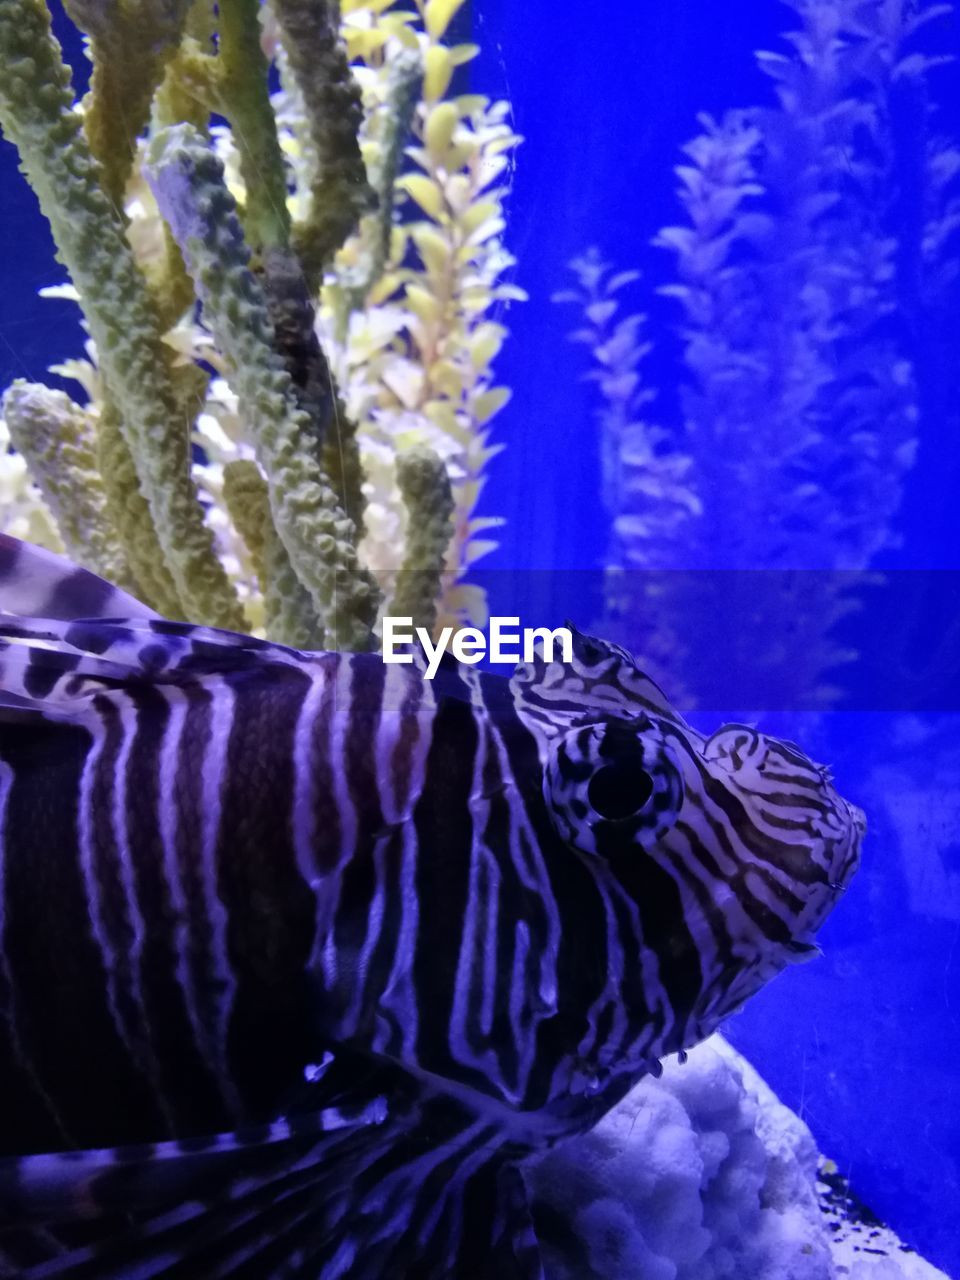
0, 615, 313, 722
0, 535, 158, 623
0, 1074, 545, 1279
0, 538, 318, 721
0, 1100, 390, 1278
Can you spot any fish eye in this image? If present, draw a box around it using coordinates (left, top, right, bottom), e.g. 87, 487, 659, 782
544, 720, 684, 857
587, 759, 654, 820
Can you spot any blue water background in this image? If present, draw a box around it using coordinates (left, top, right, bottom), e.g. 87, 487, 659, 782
0, 2, 957, 1274
472, 2, 960, 1274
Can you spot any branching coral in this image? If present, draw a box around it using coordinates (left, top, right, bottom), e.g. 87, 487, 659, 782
0, 415, 63, 553
390, 443, 455, 632
273, 0, 376, 285
63, 0, 192, 209
0, 0, 242, 628
0, 0, 517, 647
1, 380, 131, 588
144, 121, 379, 649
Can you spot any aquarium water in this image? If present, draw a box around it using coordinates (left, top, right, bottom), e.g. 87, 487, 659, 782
0, 1, 956, 1278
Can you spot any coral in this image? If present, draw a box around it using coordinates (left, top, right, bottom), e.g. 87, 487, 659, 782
221, 458, 271, 599
530, 1036, 947, 1280
531, 1036, 831, 1279
0, 0, 243, 629
1, 381, 131, 588
63, 0, 192, 208
272, 0, 376, 284
0, 416, 63, 553
0, 0, 517, 646
390, 444, 455, 632
333, 46, 422, 322
96, 396, 184, 616
145, 122, 379, 649
215, 0, 291, 256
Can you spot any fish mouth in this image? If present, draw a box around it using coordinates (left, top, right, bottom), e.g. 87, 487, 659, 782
826, 798, 865, 895
848, 802, 867, 838
785, 801, 863, 958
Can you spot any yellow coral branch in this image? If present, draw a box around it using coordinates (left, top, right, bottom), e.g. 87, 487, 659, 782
96, 397, 185, 615
222, 457, 322, 648
217, 0, 292, 254
146, 123, 381, 649
390, 445, 454, 634
0, 0, 244, 629
2, 380, 135, 590
63, 0, 192, 209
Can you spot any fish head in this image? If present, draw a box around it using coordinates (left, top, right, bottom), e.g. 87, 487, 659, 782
700, 722, 865, 907
516, 627, 865, 1049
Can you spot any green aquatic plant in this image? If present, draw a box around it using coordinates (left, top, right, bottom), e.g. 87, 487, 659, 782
560, 0, 959, 706
318, 0, 523, 630
553, 248, 700, 695
552, 248, 699, 572
659, 0, 935, 574
0, 0, 519, 644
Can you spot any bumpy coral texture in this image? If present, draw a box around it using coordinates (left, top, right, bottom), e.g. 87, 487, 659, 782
0, 0, 243, 629
530, 1037, 947, 1280
145, 122, 380, 650
0, 0, 516, 644
1, 380, 130, 587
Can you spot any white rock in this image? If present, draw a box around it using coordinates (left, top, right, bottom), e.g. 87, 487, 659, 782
528, 1036, 947, 1280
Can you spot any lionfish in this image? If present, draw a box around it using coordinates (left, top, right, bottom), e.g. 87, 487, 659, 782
0, 535, 863, 1278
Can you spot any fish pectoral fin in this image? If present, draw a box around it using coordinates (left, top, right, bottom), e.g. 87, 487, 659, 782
0, 536, 328, 727
0, 1100, 389, 1278
0, 1075, 545, 1280
489, 1162, 546, 1280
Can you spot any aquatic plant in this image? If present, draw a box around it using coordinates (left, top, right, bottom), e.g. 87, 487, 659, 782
552, 248, 699, 572
658, 0, 937, 574
552, 248, 700, 694
0, 0, 520, 643
319, 0, 524, 628
559, 0, 959, 706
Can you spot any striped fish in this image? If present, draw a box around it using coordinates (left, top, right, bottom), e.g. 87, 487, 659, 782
0, 534, 863, 1278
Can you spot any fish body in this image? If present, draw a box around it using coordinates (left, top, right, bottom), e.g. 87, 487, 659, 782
0, 535, 864, 1278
